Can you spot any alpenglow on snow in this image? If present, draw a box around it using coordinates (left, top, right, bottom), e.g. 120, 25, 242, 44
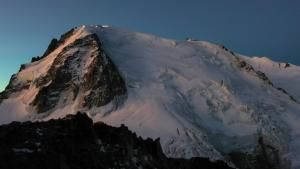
1, 25, 300, 169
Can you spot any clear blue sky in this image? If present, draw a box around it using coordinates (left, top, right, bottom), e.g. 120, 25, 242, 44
0, 0, 300, 91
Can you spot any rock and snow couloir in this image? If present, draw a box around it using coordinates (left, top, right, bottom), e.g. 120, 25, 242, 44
1, 25, 300, 169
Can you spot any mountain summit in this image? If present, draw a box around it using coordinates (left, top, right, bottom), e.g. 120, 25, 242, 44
1, 25, 300, 169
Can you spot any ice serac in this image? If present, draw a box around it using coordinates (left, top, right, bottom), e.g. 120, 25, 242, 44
1, 25, 300, 169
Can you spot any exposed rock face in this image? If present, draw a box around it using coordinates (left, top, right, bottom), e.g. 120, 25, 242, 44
31, 28, 76, 63
31, 34, 127, 114
235, 57, 273, 85
284, 63, 291, 68
0, 113, 232, 169
228, 137, 287, 169
82, 36, 127, 109
41, 38, 59, 58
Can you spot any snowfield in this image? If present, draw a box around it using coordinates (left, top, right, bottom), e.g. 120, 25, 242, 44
1, 25, 300, 168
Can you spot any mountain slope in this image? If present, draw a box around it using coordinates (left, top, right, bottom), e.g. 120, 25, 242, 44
1, 25, 300, 168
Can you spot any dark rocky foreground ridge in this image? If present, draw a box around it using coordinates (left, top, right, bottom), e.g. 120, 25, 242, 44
0, 112, 232, 169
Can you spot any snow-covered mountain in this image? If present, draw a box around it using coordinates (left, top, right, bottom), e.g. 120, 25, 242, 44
1, 25, 300, 169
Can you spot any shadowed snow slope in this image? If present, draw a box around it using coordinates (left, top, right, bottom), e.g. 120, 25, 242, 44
1, 25, 300, 169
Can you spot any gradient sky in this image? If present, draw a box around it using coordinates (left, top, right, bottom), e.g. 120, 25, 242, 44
0, 0, 300, 91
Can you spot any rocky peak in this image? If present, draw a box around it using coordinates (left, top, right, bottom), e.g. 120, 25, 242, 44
0, 31, 127, 115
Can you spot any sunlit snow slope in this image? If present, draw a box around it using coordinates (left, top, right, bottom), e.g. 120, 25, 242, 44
1, 25, 300, 169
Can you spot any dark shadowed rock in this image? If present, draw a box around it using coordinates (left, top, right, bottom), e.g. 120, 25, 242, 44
82, 35, 127, 108
0, 112, 233, 169
228, 137, 287, 169
284, 63, 291, 68
18, 64, 27, 72
42, 38, 59, 57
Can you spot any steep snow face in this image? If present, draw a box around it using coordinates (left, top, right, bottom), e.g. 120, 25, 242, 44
1, 25, 300, 168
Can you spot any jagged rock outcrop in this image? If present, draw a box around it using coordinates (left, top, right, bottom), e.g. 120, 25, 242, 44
81, 35, 127, 109
284, 63, 291, 68
0, 113, 232, 169
235, 57, 273, 85
31, 28, 77, 63
31, 33, 126, 114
